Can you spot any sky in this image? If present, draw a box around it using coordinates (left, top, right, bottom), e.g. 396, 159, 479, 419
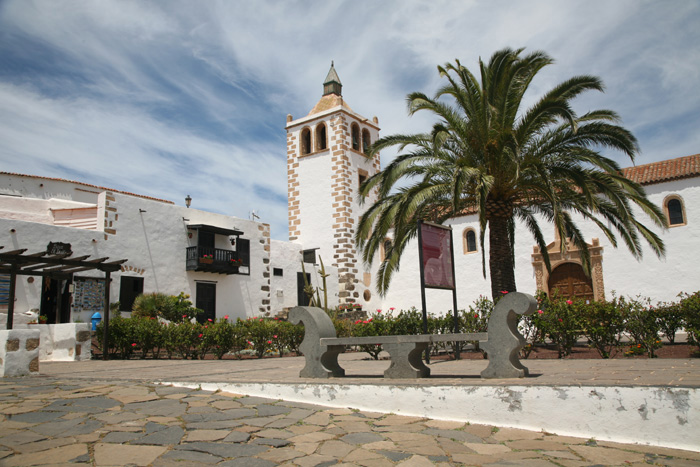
1, 1, 699, 241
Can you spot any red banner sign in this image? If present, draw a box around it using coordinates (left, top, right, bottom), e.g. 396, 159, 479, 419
419, 223, 455, 289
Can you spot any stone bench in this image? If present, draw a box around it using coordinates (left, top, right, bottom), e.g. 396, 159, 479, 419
290, 291, 537, 379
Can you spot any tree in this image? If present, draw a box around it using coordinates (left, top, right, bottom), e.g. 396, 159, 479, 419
356, 48, 666, 300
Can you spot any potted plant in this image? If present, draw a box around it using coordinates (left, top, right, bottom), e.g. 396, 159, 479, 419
38, 315, 48, 324
199, 254, 214, 264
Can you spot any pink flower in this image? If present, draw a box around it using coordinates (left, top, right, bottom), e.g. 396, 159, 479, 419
131, 343, 137, 347
376, 309, 382, 313
267, 340, 272, 344
566, 300, 573, 305
501, 290, 508, 294
273, 335, 278, 339
558, 318, 563, 322
247, 340, 253, 345
355, 320, 361, 324
208, 318, 213, 322
199, 333, 203, 338
363, 320, 369, 324
474, 314, 479, 318
204, 326, 208, 328
224, 315, 229, 320
390, 307, 395, 311
537, 309, 544, 314
368, 318, 373, 322
182, 315, 187, 318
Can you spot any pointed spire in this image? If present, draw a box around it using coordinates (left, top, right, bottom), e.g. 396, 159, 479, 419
323, 61, 342, 96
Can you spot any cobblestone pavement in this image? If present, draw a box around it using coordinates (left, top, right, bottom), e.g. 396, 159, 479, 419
1, 378, 699, 466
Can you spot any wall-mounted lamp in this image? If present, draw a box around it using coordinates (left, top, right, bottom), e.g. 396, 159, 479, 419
139, 209, 147, 213
185, 195, 192, 208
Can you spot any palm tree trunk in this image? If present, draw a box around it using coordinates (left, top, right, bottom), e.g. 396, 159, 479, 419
488, 214, 516, 300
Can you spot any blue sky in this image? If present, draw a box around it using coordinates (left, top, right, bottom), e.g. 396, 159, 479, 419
1, 0, 699, 240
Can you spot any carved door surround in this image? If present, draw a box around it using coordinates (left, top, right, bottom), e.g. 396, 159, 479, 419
531, 236, 604, 301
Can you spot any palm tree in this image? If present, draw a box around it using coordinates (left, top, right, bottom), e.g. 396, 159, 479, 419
356, 48, 666, 300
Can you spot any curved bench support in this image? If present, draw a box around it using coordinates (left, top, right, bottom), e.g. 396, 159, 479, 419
289, 306, 345, 378
480, 292, 537, 379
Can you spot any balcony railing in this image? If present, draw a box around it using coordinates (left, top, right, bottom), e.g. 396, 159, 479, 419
185, 246, 247, 275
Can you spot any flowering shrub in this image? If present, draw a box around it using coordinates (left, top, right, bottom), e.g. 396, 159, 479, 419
679, 291, 700, 351
241, 317, 275, 358
132, 317, 164, 359
579, 294, 625, 358
623, 295, 662, 358
656, 300, 684, 344
532, 292, 583, 358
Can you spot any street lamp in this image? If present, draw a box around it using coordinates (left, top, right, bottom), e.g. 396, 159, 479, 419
185, 195, 192, 208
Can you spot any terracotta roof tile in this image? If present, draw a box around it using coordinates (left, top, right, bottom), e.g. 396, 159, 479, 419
307, 94, 353, 116
621, 154, 700, 185
0, 172, 174, 204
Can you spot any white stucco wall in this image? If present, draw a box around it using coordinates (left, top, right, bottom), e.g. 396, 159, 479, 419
270, 239, 341, 313
295, 151, 335, 260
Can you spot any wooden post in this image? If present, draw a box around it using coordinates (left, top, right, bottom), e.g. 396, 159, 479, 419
7, 265, 17, 330
102, 271, 110, 360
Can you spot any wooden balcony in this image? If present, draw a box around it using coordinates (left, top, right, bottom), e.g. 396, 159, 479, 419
186, 246, 245, 275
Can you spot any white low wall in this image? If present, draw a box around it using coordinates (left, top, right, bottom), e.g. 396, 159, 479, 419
27, 323, 92, 361
166, 381, 700, 452
0, 329, 40, 377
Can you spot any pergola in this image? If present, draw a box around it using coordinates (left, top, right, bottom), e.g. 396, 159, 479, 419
0, 244, 127, 360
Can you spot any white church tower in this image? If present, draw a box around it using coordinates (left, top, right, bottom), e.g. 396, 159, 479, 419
286, 63, 381, 306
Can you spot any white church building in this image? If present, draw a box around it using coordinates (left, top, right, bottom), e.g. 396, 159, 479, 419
1, 64, 699, 328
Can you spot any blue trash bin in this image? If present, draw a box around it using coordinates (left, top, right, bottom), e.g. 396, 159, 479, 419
91, 312, 102, 331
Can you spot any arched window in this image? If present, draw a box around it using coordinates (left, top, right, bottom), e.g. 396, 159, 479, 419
362, 129, 371, 154
665, 195, 686, 226
301, 128, 311, 155
315, 123, 327, 151
463, 228, 477, 254
351, 123, 360, 151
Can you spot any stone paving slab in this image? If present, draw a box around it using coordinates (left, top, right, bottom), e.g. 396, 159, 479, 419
0, 377, 698, 466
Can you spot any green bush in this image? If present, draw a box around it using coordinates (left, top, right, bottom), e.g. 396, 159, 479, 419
241, 317, 275, 358
96, 315, 136, 359
532, 292, 583, 358
622, 295, 662, 358
132, 317, 164, 359
680, 291, 700, 351
580, 294, 625, 358
657, 300, 685, 344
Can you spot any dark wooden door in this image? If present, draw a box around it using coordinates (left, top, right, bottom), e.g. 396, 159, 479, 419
297, 272, 311, 306
548, 263, 594, 302
196, 282, 216, 323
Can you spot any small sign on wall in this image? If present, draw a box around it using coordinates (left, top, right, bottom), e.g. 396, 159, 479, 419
46, 242, 72, 256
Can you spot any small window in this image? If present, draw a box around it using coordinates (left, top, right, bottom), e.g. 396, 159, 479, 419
666, 196, 686, 226
316, 124, 327, 151
351, 123, 360, 151
362, 129, 371, 154
273, 268, 283, 277
303, 249, 317, 264
463, 228, 477, 254
301, 128, 311, 155
358, 169, 368, 195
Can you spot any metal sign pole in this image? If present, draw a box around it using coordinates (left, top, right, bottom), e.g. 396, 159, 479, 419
449, 227, 460, 359
416, 220, 430, 364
